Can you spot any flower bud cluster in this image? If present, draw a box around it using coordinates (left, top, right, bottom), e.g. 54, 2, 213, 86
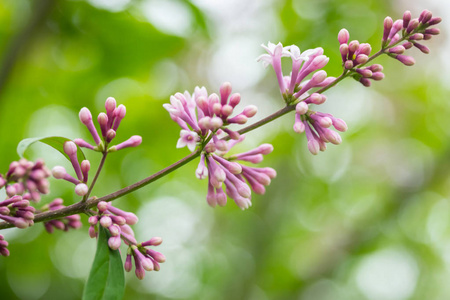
88, 201, 139, 248
0, 195, 35, 228
293, 93, 348, 155
337, 29, 385, 87
89, 201, 165, 279
125, 237, 165, 280
383, 10, 441, 66
42, 198, 82, 233
1, 159, 50, 202
0, 235, 9, 256
257, 42, 335, 103
196, 135, 276, 209
75, 97, 142, 153
164, 82, 258, 152
52, 141, 90, 196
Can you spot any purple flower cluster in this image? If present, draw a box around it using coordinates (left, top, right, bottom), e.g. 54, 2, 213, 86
88, 201, 139, 246
75, 97, 142, 152
0, 235, 9, 256
1, 159, 50, 202
337, 29, 385, 87
89, 201, 165, 279
196, 136, 276, 209
125, 237, 165, 280
0, 195, 35, 229
0, 159, 52, 229
164, 82, 257, 152
52, 141, 91, 196
383, 10, 441, 66
165, 83, 277, 208
257, 43, 347, 155
43, 198, 82, 233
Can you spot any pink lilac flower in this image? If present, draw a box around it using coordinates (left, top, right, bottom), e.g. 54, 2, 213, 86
196, 135, 276, 210
164, 82, 258, 152
43, 198, 82, 233
258, 42, 333, 103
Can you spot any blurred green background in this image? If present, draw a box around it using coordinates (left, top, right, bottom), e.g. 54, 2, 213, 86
0, 0, 448, 299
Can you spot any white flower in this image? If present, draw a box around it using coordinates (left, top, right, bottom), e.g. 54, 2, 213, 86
176, 130, 199, 152
256, 42, 291, 68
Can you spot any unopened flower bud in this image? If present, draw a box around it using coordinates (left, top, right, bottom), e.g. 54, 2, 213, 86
100, 216, 112, 228
338, 28, 349, 45
75, 183, 88, 196
243, 105, 257, 118
220, 82, 232, 105
296, 101, 309, 115
52, 166, 66, 179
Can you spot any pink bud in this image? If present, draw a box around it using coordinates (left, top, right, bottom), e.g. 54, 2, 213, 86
105, 97, 117, 116
88, 216, 98, 225
114, 135, 142, 151
106, 129, 116, 142
98, 113, 109, 137
79, 107, 92, 125
112, 105, 126, 131
383, 17, 393, 41
228, 114, 248, 125
63, 141, 77, 156
403, 11, 411, 29
220, 82, 232, 105
296, 102, 308, 115
97, 201, 108, 212
124, 254, 133, 272
229, 93, 241, 107
396, 55, 415, 66
338, 28, 349, 44
141, 237, 163, 247
242, 105, 257, 118
75, 183, 88, 196
371, 72, 385, 81
108, 236, 121, 250
258, 144, 274, 155
221, 105, 234, 117
100, 216, 112, 228
344, 60, 353, 70
413, 43, 430, 54
52, 166, 66, 179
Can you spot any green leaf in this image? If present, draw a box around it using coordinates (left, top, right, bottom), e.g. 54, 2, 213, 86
83, 226, 125, 300
17, 136, 86, 163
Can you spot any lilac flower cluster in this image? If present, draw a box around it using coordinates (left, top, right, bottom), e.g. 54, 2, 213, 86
196, 136, 276, 209
164, 82, 257, 152
125, 237, 165, 280
52, 141, 91, 196
0, 235, 9, 256
258, 42, 347, 155
383, 10, 441, 66
0, 195, 35, 228
89, 201, 165, 279
1, 159, 50, 202
88, 201, 139, 245
165, 83, 277, 208
75, 97, 142, 152
0, 159, 51, 229
43, 198, 82, 233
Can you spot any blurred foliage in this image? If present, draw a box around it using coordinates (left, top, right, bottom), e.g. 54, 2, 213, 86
0, 0, 448, 299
